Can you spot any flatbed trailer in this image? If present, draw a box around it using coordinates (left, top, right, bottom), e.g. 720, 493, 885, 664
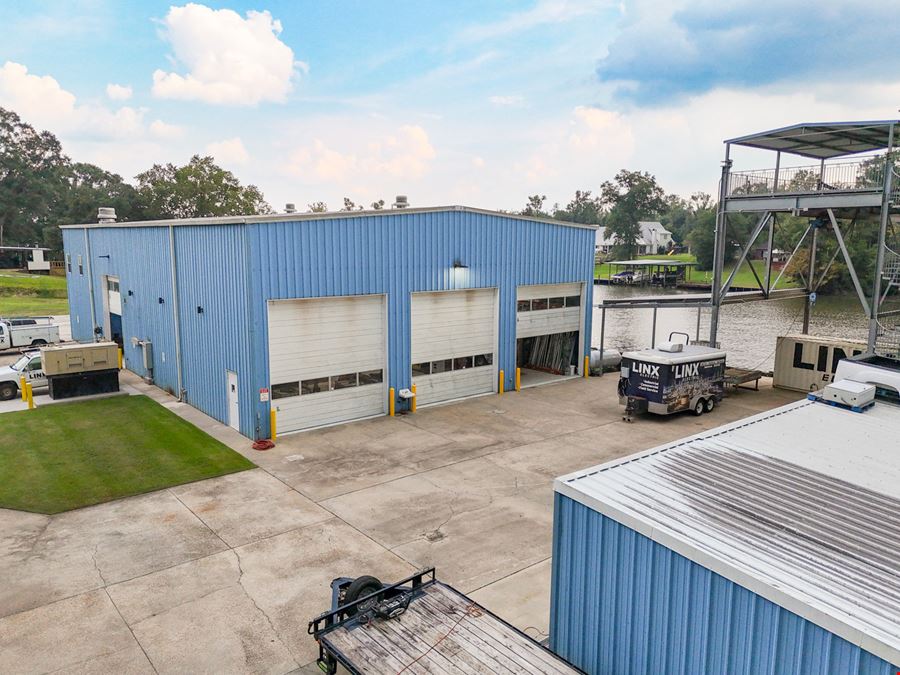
308, 569, 582, 674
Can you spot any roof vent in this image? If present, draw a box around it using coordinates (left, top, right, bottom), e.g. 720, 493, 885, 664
97, 207, 117, 223
285, 203, 297, 214
393, 195, 409, 209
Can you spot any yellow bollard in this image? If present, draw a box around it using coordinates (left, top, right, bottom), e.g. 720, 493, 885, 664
270, 408, 277, 440
26, 383, 34, 410
20, 376, 27, 401
584, 355, 590, 378
515, 367, 521, 391
118, 348, 124, 370
499, 370, 504, 395
410, 384, 417, 413
389, 387, 395, 416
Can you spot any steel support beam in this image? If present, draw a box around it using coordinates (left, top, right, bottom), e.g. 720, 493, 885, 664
802, 225, 818, 334
869, 123, 896, 350
709, 148, 732, 346
826, 210, 870, 317
764, 213, 776, 295
720, 211, 770, 299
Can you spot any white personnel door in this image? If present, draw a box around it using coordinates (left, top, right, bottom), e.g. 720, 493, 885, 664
226, 370, 239, 431
515, 283, 583, 339
411, 289, 496, 406
267, 295, 386, 433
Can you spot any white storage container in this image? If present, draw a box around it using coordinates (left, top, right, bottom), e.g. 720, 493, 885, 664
773, 335, 866, 392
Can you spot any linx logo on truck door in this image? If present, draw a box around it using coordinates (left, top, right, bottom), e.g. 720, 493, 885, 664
633, 362, 660, 378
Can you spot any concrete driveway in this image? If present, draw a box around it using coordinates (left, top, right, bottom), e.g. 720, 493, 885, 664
0, 372, 801, 673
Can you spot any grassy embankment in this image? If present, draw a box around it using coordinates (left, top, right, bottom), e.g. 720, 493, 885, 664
0, 269, 69, 315
594, 253, 798, 290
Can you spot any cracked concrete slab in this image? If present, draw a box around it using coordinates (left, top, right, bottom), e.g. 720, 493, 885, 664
0, 589, 152, 675
232, 518, 415, 666
469, 557, 553, 641
0, 489, 228, 617
170, 469, 332, 547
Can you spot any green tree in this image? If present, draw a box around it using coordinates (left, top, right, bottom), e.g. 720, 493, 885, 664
521, 194, 548, 217
307, 201, 328, 213
0, 107, 69, 246
600, 170, 666, 258
135, 155, 271, 220
553, 190, 602, 224
371, 199, 385, 210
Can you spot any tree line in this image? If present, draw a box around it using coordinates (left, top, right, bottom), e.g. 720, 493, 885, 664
0, 106, 885, 294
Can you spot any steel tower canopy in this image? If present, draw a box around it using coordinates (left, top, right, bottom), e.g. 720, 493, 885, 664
726, 120, 899, 159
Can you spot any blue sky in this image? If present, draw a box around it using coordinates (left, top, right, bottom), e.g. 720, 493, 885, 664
1, 0, 898, 212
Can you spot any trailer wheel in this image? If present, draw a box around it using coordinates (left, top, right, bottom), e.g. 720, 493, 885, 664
0, 382, 16, 401
30, 339, 47, 346
693, 399, 705, 416
344, 575, 383, 615
705, 397, 716, 413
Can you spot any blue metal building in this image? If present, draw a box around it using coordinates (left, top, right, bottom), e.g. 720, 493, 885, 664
550, 397, 900, 674
61, 206, 595, 438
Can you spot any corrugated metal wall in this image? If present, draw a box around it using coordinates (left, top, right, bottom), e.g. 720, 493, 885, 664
550, 493, 897, 675
63, 209, 594, 439
246, 210, 594, 435
62, 226, 179, 391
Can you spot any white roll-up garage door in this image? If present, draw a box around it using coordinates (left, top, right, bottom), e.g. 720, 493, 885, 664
411, 289, 496, 406
516, 283, 583, 338
268, 295, 386, 432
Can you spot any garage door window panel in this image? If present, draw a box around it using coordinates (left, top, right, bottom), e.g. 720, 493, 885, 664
412, 362, 431, 376
332, 373, 358, 390
475, 353, 493, 367
358, 369, 383, 385
453, 356, 474, 370
517, 300, 531, 312
272, 382, 300, 399
531, 298, 548, 311
301, 377, 330, 395
431, 359, 453, 374
565, 295, 581, 307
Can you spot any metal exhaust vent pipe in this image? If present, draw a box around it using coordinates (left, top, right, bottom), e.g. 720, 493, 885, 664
97, 207, 117, 223
285, 203, 297, 214
392, 195, 409, 209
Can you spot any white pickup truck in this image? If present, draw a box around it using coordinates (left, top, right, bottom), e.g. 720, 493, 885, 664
0, 351, 47, 400
0, 317, 61, 351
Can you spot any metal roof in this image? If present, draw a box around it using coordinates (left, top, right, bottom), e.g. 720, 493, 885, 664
58, 205, 598, 231
726, 120, 898, 159
556, 399, 900, 666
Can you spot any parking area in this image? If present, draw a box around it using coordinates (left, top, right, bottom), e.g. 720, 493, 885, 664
0, 370, 801, 673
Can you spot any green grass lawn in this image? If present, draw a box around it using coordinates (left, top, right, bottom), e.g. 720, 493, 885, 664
594, 254, 798, 289
0, 269, 69, 316
0, 395, 254, 514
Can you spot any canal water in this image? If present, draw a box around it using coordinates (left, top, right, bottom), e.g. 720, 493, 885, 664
591, 285, 868, 371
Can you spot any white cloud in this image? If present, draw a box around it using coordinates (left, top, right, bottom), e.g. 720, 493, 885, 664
489, 95, 524, 107
287, 124, 436, 183
149, 119, 184, 139
106, 83, 132, 100
460, 0, 608, 42
472, 156, 485, 168
152, 4, 302, 105
0, 61, 146, 139
206, 137, 249, 165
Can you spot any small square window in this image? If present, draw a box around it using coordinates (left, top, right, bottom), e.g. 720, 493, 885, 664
359, 369, 383, 385
549, 297, 565, 309
517, 299, 531, 312
332, 372, 358, 390
412, 362, 431, 376
565, 295, 581, 307
431, 359, 452, 374
453, 356, 474, 370
531, 298, 548, 311
474, 353, 493, 367
272, 382, 300, 399
301, 377, 330, 395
